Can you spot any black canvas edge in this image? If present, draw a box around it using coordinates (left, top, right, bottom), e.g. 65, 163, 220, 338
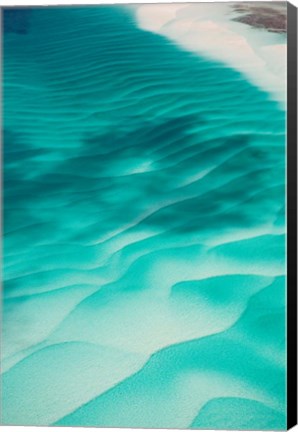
287, 1, 298, 430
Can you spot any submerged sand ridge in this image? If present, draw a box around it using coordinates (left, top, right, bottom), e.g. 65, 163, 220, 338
2, 5, 286, 429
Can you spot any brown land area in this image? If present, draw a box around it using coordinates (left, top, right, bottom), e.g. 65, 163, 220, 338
231, 2, 286, 33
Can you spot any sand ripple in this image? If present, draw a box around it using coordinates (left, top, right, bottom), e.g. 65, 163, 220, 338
2, 5, 286, 429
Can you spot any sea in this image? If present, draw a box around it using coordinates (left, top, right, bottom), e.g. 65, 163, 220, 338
2, 4, 287, 429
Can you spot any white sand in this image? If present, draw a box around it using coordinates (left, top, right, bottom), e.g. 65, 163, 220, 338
131, 3, 286, 106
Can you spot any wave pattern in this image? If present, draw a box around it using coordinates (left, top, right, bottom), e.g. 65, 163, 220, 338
2, 5, 286, 429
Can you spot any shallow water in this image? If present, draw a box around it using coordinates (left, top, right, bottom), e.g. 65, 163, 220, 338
2, 5, 286, 429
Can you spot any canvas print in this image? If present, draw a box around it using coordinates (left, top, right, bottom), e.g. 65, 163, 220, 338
1, 2, 288, 429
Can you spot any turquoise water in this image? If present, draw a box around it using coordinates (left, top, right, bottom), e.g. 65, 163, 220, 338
2, 5, 286, 429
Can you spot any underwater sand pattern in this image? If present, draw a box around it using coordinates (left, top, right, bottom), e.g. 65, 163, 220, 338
2, 4, 286, 429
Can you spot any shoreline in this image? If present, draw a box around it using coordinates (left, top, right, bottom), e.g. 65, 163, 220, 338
131, 2, 286, 106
